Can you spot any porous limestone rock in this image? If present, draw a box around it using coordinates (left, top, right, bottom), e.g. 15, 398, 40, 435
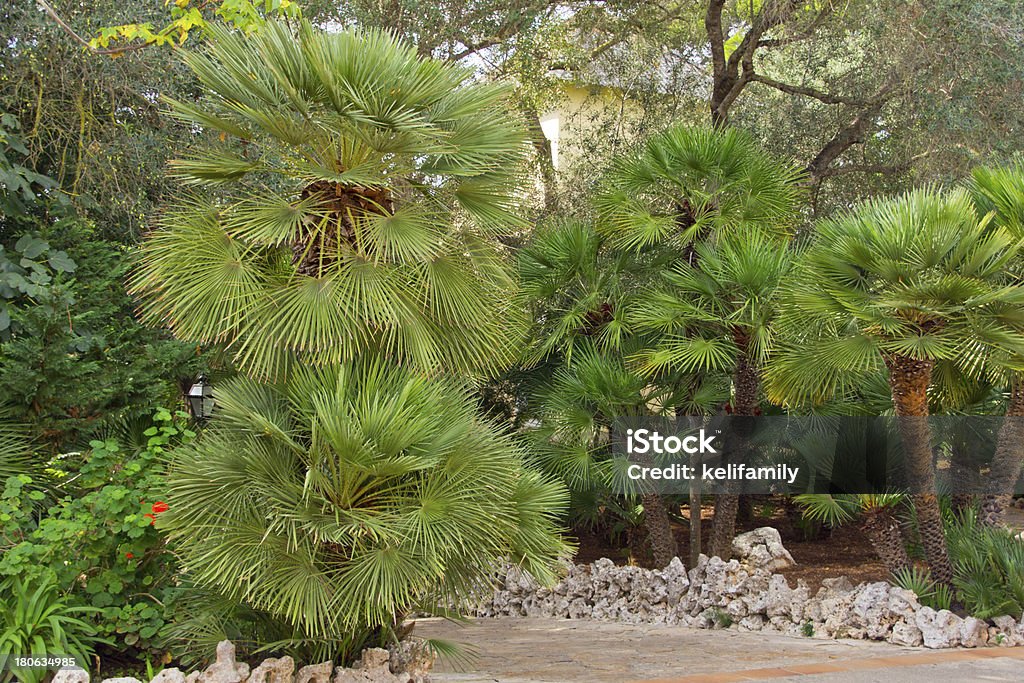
731, 527, 796, 571
197, 641, 249, 683
889, 621, 923, 647
960, 617, 989, 648
738, 614, 765, 631
462, 532, 1022, 650
992, 615, 1024, 646
249, 657, 295, 683
150, 669, 186, 683
916, 607, 963, 648
389, 640, 435, 683
52, 669, 89, 683
332, 648, 408, 683
296, 661, 333, 683
100, 678, 142, 683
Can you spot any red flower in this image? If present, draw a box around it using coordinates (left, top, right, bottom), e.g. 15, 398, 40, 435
144, 513, 156, 526
151, 501, 169, 514
125, 552, 134, 559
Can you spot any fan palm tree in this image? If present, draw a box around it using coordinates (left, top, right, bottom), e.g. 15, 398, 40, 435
630, 229, 796, 559
531, 341, 690, 568
767, 187, 1024, 586
594, 125, 803, 255
594, 125, 803, 560
795, 493, 910, 575
518, 220, 691, 567
968, 162, 1024, 526
131, 20, 529, 379
159, 362, 570, 651
0, 409, 34, 486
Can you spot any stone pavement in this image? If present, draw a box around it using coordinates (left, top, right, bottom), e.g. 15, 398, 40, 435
414, 617, 1024, 683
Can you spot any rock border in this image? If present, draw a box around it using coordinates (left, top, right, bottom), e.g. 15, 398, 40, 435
52, 640, 434, 683
470, 528, 1024, 649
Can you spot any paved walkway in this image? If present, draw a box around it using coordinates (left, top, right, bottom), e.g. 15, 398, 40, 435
414, 617, 1024, 683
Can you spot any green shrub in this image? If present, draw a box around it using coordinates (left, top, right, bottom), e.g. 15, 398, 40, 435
710, 608, 733, 628
893, 509, 1024, 618
0, 221, 207, 450
159, 362, 570, 664
0, 410, 192, 661
945, 509, 1024, 619
0, 577, 111, 683
892, 565, 953, 611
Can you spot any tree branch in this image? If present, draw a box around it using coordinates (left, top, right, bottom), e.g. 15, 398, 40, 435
710, 0, 804, 124
705, 0, 728, 83
36, 0, 153, 56
805, 100, 886, 185
748, 74, 870, 106
756, 5, 832, 50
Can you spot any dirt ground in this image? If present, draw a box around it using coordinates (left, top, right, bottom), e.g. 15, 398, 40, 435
572, 498, 889, 591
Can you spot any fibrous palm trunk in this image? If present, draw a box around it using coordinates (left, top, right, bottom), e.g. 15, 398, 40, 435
860, 505, 911, 576
293, 181, 392, 274
642, 492, 678, 569
981, 379, 1024, 527
884, 354, 954, 587
709, 335, 759, 560
689, 450, 703, 567
620, 424, 678, 568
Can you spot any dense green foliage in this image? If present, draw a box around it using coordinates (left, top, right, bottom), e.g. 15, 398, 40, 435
946, 510, 1024, 619
768, 188, 1024, 406
122, 20, 570, 668
0, 410, 193, 664
0, 577, 110, 683
0, 221, 206, 447
1, 105, 206, 448
891, 507, 1024, 618
132, 20, 529, 379
3, 0, 1024, 673
160, 362, 569, 659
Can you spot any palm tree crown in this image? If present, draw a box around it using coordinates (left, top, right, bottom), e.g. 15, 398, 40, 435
768, 187, 1024, 407
629, 229, 794, 383
132, 21, 528, 378
160, 362, 569, 647
594, 125, 804, 253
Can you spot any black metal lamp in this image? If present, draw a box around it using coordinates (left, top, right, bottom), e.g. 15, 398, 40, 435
187, 374, 214, 421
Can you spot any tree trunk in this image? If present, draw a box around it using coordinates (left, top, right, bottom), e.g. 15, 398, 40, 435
709, 493, 739, 559
860, 505, 910, 576
642, 492, 678, 569
518, 102, 559, 216
689, 449, 702, 567
626, 419, 678, 568
981, 379, 1024, 527
737, 494, 755, 524
710, 333, 759, 559
884, 353, 954, 587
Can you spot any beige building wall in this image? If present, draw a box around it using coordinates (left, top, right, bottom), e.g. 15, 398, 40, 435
539, 84, 646, 173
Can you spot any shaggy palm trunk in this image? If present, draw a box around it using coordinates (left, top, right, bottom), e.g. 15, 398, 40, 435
293, 181, 391, 274
642, 492, 678, 568
616, 423, 677, 568
860, 506, 911, 576
689, 451, 702, 568
884, 354, 954, 587
981, 379, 1024, 527
709, 334, 759, 560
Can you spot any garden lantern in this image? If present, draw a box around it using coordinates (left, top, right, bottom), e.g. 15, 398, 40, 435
187, 374, 214, 421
